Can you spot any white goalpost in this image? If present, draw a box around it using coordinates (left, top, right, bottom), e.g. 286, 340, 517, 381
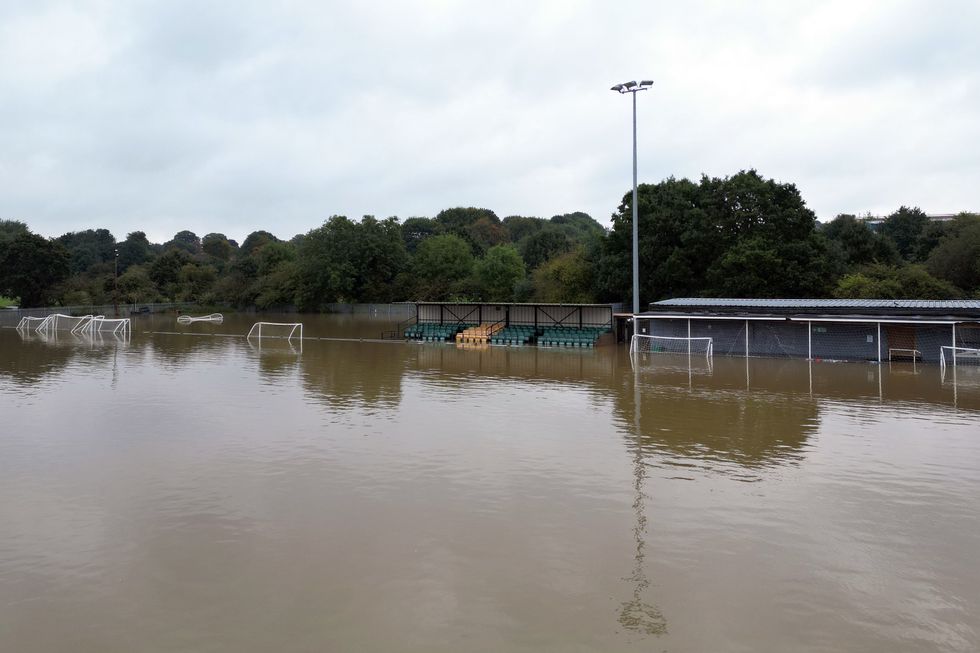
630, 334, 713, 358
16, 316, 46, 330
940, 345, 980, 370
34, 313, 97, 334
246, 321, 303, 341
177, 313, 223, 324
84, 316, 132, 335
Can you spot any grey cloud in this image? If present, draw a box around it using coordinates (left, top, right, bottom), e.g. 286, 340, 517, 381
0, 0, 977, 243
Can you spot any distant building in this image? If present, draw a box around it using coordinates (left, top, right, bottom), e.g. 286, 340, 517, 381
857, 213, 962, 231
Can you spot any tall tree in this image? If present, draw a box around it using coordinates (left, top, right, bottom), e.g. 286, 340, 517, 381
410, 234, 474, 300
0, 232, 70, 306
926, 214, 980, 293
879, 206, 929, 261
117, 231, 152, 271
474, 244, 525, 301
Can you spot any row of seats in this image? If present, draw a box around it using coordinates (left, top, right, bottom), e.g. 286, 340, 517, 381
405, 323, 610, 347
538, 327, 609, 348
456, 322, 504, 344
404, 322, 472, 341
490, 325, 536, 345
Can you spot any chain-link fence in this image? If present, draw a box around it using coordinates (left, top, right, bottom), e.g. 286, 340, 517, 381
0, 302, 190, 327
637, 316, 969, 364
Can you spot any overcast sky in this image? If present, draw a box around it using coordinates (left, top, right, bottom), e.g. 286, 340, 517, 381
2, 0, 978, 243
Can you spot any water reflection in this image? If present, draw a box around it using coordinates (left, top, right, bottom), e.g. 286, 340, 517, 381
298, 341, 405, 411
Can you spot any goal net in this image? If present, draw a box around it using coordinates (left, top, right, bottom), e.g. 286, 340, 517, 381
940, 346, 980, 369
246, 321, 303, 341
177, 313, 223, 324
88, 317, 131, 334
630, 334, 712, 357
16, 316, 46, 330
34, 314, 97, 334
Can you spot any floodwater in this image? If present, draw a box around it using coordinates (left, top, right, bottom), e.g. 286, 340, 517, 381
2, 313, 979, 652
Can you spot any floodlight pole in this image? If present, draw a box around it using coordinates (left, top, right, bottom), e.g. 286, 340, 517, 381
611, 80, 653, 316
114, 248, 119, 317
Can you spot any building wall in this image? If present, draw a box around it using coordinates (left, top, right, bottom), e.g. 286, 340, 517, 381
636, 316, 962, 363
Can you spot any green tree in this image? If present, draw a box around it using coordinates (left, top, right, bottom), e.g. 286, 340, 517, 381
598, 170, 828, 304
0, 232, 70, 307
531, 248, 596, 303
239, 230, 279, 257
149, 249, 191, 299
202, 233, 235, 261
822, 214, 898, 267
502, 215, 544, 242
117, 265, 158, 305
520, 227, 572, 270
834, 264, 960, 299
410, 234, 474, 300
474, 244, 525, 301
56, 228, 117, 275
926, 214, 980, 293
401, 217, 441, 253
879, 206, 928, 261
177, 263, 218, 302
296, 216, 408, 308
165, 230, 202, 255
117, 231, 152, 271
0, 220, 29, 243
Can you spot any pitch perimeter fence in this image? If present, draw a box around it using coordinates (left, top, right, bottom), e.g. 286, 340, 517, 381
637, 316, 980, 364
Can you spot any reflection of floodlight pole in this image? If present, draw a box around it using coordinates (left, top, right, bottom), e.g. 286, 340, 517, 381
611, 79, 653, 317
619, 360, 667, 636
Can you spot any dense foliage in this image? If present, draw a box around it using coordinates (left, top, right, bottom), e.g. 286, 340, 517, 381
1, 171, 977, 308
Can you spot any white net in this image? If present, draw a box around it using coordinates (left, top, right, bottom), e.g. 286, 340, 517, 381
16, 316, 46, 330
35, 314, 96, 334
630, 334, 712, 357
246, 321, 303, 341
177, 313, 223, 324
940, 346, 980, 369
89, 317, 131, 334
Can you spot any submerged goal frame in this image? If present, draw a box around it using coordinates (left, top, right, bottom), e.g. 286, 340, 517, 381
246, 321, 303, 341
629, 334, 713, 358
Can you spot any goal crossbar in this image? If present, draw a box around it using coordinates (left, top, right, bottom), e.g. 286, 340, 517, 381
247, 321, 303, 341
940, 345, 980, 369
630, 334, 713, 357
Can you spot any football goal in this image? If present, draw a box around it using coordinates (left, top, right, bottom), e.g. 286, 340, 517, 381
630, 334, 713, 358
34, 313, 97, 334
177, 313, 223, 324
16, 316, 46, 330
940, 346, 980, 370
87, 317, 131, 335
246, 321, 303, 341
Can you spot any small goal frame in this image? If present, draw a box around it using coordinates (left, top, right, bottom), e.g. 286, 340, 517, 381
16, 316, 46, 330
940, 345, 980, 370
177, 313, 224, 324
630, 334, 713, 358
246, 321, 303, 341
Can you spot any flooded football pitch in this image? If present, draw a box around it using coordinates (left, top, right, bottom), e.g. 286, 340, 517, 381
2, 313, 979, 652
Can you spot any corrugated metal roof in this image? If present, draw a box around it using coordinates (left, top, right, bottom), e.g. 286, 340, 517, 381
653, 298, 980, 310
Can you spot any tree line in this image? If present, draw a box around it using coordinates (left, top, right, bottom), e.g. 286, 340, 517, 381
2, 170, 978, 309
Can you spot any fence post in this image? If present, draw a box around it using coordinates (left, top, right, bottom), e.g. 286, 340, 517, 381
744, 320, 749, 358
877, 322, 881, 364
807, 320, 812, 360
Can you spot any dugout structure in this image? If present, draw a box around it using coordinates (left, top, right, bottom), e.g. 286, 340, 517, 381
635, 299, 980, 364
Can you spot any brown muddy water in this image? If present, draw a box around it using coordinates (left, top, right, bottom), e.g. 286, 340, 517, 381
2, 313, 979, 652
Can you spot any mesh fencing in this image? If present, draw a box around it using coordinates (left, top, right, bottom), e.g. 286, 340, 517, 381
638, 317, 964, 363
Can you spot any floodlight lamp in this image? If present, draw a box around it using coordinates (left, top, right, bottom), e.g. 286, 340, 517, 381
640, 80, 653, 86
611, 84, 624, 92
624, 80, 637, 89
